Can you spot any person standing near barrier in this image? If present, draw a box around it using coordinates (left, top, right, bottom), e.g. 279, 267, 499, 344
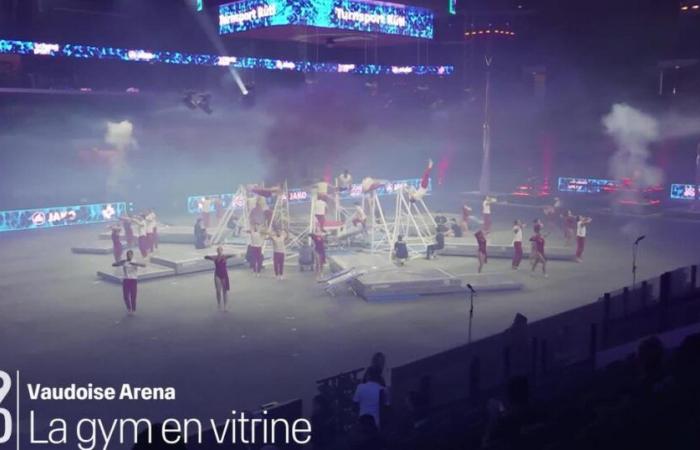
204, 246, 235, 311
575, 216, 592, 262
353, 366, 390, 429
512, 220, 525, 270
112, 250, 146, 315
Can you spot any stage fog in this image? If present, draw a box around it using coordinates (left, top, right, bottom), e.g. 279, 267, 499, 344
0, 78, 485, 213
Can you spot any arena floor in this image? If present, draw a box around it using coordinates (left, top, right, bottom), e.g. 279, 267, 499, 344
2, 204, 699, 447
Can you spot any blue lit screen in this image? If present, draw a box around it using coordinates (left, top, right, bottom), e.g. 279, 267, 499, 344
557, 177, 620, 194
0, 39, 452, 76
670, 183, 699, 200
187, 178, 430, 213
0, 202, 133, 233
219, 0, 434, 39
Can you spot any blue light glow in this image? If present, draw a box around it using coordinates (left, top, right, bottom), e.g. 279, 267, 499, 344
187, 178, 430, 214
0, 202, 132, 233
0, 38, 452, 76
219, 0, 434, 39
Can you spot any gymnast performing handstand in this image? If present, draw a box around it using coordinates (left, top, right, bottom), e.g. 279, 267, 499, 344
408, 158, 433, 203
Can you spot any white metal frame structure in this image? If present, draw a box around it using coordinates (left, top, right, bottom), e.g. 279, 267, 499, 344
390, 185, 437, 258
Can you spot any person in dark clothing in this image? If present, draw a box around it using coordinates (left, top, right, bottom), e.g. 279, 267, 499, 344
449, 218, 463, 237
194, 218, 209, 249
393, 235, 409, 265
311, 395, 335, 450
426, 228, 445, 259
475, 229, 488, 273
362, 352, 387, 386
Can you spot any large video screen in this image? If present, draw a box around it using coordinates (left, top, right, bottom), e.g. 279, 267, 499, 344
0, 39, 451, 76
0, 202, 133, 233
219, 0, 435, 39
187, 178, 429, 213
670, 183, 699, 200
557, 177, 620, 194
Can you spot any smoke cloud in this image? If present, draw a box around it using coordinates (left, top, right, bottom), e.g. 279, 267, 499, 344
105, 120, 137, 194
260, 81, 370, 185
603, 104, 663, 190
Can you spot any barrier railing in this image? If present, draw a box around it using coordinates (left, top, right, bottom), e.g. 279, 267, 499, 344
391, 263, 700, 416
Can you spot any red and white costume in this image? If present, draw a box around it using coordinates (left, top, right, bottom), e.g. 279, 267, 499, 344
145, 211, 158, 252
512, 224, 524, 269
314, 198, 328, 231
270, 232, 287, 277
248, 230, 264, 274
462, 205, 472, 231
362, 177, 386, 194
410, 160, 433, 202
576, 218, 591, 260
315, 181, 332, 203
352, 204, 367, 228
132, 217, 149, 258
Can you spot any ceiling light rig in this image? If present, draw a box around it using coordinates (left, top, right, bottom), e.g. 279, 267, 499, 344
465, 29, 516, 39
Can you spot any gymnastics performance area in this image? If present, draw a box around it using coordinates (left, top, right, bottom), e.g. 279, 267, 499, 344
3, 1, 700, 449
3, 188, 700, 441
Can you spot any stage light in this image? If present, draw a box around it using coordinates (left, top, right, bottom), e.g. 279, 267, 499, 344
240, 84, 255, 108
199, 95, 213, 114
183, 92, 198, 110
183, 91, 213, 113
465, 28, 515, 39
